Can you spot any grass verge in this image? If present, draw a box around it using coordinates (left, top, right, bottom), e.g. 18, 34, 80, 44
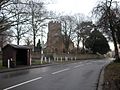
103, 61, 120, 90
32, 60, 49, 65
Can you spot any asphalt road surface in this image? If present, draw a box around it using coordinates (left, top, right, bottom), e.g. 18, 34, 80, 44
0, 59, 112, 90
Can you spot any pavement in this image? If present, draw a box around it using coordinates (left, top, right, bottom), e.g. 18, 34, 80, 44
0, 60, 83, 73
0, 63, 59, 73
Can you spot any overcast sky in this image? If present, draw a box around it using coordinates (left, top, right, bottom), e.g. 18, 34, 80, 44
46, 0, 120, 50
47, 0, 120, 16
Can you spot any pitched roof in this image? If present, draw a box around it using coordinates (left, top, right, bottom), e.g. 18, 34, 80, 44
3, 44, 31, 49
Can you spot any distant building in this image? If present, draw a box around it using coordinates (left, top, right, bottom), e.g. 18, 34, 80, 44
45, 21, 74, 53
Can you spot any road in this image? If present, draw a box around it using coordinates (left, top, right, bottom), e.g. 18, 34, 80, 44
0, 59, 112, 90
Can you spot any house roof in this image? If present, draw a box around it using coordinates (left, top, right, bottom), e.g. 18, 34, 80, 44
3, 44, 31, 50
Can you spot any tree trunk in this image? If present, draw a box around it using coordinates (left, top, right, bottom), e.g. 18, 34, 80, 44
17, 38, 20, 45
32, 7, 36, 51
108, 2, 119, 61
65, 41, 69, 53
64, 38, 70, 54
82, 38, 85, 53
77, 35, 81, 53
77, 40, 80, 53
110, 23, 120, 60
33, 32, 36, 51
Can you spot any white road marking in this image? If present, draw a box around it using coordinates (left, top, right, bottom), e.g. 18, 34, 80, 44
74, 65, 83, 68
52, 68, 70, 75
3, 77, 43, 90
74, 62, 91, 68
85, 63, 91, 65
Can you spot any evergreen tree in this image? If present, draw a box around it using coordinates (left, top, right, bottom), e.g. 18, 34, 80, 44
85, 30, 110, 55
37, 39, 42, 52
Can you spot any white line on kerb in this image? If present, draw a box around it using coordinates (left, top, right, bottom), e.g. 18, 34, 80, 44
3, 77, 42, 90
52, 68, 70, 75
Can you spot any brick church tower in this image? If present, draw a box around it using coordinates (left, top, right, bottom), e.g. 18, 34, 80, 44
46, 21, 64, 53
46, 21, 74, 53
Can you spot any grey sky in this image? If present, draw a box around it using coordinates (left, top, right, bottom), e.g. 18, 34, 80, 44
47, 0, 120, 16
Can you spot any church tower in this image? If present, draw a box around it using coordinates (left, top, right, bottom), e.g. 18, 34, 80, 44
46, 21, 74, 53
46, 21, 64, 53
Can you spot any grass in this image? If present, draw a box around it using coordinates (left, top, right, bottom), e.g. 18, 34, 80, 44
32, 60, 49, 65
54, 59, 78, 64
103, 61, 120, 90
0, 60, 2, 68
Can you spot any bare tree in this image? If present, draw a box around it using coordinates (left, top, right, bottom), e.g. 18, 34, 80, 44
74, 14, 86, 53
0, 30, 13, 47
0, 16, 11, 33
78, 21, 93, 52
59, 15, 76, 53
24, 37, 33, 46
73, 13, 93, 53
0, 0, 31, 43
93, 0, 120, 60
26, 0, 49, 51
0, 0, 10, 10
8, 0, 30, 45
0, 0, 11, 33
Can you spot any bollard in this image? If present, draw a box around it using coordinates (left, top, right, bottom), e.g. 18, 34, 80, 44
57, 57, 58, 61
61, 57, 62, 62
65, 57, 68, 61
30, 57, 32, 66
41, 56, 43, 64
41, 59, 43, 64
45, 57, 47, 63
75, 57, 76, 61
54, 57, 56, 61
8, 59, 10, 68
49, 57, 51, 63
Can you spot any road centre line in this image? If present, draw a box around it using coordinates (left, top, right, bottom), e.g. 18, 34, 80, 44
85, 63, 91, 65
74, 65, 83, 68
52, 68, 70, 75
3, 62, 91, 90
3, 77, 43, 90
74, 63, 91, 68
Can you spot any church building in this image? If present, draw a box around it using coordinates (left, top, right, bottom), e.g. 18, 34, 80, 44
45, 21, 74, 53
